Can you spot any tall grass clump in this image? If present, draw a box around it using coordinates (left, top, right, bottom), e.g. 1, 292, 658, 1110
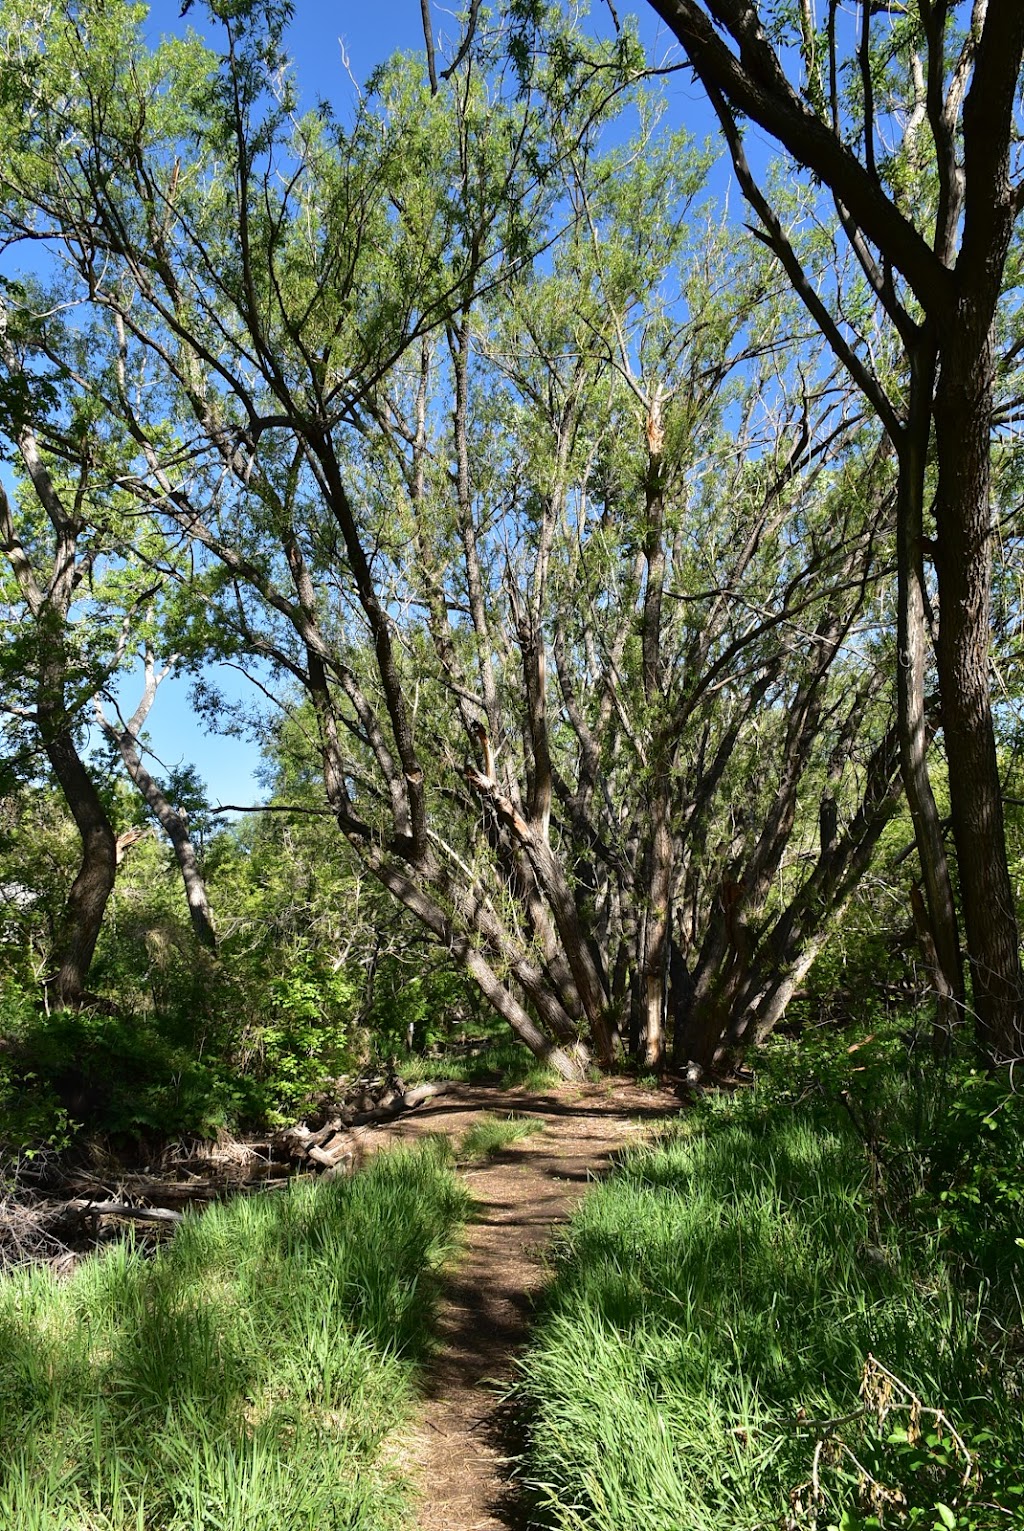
0, 1141, 469, 1530
459, 1112, 545, 1161
515, 1051, 1023, 1531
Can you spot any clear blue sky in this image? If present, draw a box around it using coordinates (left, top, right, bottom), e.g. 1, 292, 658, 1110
126, 2, 729, 814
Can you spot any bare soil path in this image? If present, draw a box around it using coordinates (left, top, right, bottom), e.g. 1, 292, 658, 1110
361, 1079, 678, 1531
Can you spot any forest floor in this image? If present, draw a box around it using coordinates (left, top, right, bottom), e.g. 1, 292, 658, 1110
358, 1078, 680, 1531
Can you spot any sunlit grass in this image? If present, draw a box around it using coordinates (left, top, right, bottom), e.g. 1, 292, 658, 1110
398, 1037, 562, 1091
515, 1094, 1024, 1531
0, 1142, 469, 1530
458, 1112, 545, 1161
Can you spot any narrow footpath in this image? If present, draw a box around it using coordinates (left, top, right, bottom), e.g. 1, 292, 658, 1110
364, 1080, 676, 1531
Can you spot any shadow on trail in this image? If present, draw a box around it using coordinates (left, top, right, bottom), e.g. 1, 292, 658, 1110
411, 1087, 677, 1131
402, 1082, 682, 1530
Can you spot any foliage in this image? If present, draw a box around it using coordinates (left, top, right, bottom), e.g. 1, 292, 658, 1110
0, 1141, 469, 1531
514, 1039, 1024, 1530
754, 1027, 1024, 1286
397, 1036, 562, 1093
0, 1000, 262, 1147
0, 983, 76, 1154
0, 744, 485, 1147
0, 0, 906, 1076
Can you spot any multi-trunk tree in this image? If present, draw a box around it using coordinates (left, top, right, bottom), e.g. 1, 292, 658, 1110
0, 0, 907, 1069
642, 0, 1024, 1065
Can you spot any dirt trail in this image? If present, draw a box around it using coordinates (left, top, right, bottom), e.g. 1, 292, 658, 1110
363, 1079, 677, 1531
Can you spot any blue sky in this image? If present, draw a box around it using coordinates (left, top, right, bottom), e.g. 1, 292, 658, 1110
126, 4, 438, 813
1, 3, 745, 815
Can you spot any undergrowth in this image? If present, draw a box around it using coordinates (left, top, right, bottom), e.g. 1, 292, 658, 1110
515, 1033, 1024, 1531
0, 1141, 469, 1530
397, 1037, 561, 1093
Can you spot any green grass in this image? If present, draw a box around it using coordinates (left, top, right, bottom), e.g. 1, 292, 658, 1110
515, 1091, 1024, 1531
398, 1038, 562, 1092
0, 1141, 469, 1530
458, 1112, 545, 1161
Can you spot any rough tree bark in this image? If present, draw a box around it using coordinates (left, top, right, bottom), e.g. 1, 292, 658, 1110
0, 459, 118, 1006
43, 728, 118, 1006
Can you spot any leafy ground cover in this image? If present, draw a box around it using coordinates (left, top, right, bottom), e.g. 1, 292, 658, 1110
515, 1038, 1024, 1531
398, 1038, 563, 1093
0, 1142, 469, 1531
0, 972, 565, 1159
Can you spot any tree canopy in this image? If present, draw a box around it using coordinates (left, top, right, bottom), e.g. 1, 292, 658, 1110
0, 0, 1021, 1074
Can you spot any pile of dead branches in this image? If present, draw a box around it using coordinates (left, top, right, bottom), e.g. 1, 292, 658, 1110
275, 1077, 454, 1173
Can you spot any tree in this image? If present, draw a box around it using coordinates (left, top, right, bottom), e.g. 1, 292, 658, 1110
642, 0, 1024, 1064
93, 643, 217, 952
0, 281, 216, 992
0, 293, 130, 1004
0, 0, 903, 1070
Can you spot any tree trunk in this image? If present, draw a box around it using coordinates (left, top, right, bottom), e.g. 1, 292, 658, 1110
896, 344, 964, 1025
636, 436, 669, 1069
933, 316, 1024, 1064
635, 768, 671, 1069
45, 730, 118, 1005
100, 711, 217, 951
124, 749, 217, 952
363, 845, 590, 1080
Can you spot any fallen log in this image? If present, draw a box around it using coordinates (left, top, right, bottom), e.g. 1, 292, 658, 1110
402, 1080, 454, 1109
275, 1080, 459, 1168
63, 1199, 184, 1225
307, 1136, 357, 1170
348, 1101, 403, 1127
305, 1118, 344, 1149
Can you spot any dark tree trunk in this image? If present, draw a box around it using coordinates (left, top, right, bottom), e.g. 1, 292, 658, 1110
934, 316, 1024, 1064
643, 0, 1024, 1067
897, 343, 964, 1026
45, 730, 118, 1006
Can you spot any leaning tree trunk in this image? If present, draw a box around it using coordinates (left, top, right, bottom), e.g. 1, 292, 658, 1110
44, 728, 118, 1006
116, 738, 217, 951
934, 315, 1024, 1065
95, 669, 217, 952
